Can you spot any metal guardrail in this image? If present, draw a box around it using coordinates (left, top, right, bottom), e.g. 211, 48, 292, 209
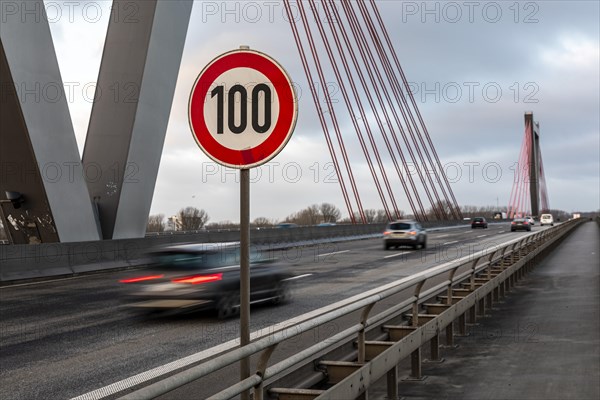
117, 219, 584, 400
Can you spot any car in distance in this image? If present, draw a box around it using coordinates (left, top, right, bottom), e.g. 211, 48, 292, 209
540, 214, 554, 226
511, 218, 532, 232
383, 220, 427, 250
276, 223, 298, 229
119, 242, 292, 318
471, 217, 488, 229
525, 216, 535, 225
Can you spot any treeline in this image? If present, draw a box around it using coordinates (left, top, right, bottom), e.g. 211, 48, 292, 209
146, 204, 584, 233
146, 207, 210, 233
283, 203, 341, 225
146, 203, 346, 233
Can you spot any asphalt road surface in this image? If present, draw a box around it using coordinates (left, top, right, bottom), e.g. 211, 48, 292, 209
0, 223, 542, 399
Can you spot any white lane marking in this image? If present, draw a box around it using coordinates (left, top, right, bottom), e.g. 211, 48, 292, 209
443, 241, 459, 245
71, 336, 246, 400
498, 231, 505, 233
384, 252, 410, 259
317, 250, 349, 257
476, 235, 488, 238
436, 234, 449, 238
284, 273, 313, 281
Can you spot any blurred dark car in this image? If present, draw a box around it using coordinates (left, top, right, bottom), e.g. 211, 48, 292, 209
510, 218, 532, 232
383, 220, 427, 250
471, 217, 488, 229
120, 242, 292, 318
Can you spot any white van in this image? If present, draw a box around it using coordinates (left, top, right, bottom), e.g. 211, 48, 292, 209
540, 214, 554, 226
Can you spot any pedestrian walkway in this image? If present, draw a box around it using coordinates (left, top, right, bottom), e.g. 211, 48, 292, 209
378, 221, 600, 400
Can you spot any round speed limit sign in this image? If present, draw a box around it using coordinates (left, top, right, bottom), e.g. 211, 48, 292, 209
188, 49, 298, 169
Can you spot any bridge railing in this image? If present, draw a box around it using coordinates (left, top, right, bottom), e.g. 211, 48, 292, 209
117, 218, 584, 400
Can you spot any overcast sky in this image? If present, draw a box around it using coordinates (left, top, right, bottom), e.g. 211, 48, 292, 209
47, 0, 599, 223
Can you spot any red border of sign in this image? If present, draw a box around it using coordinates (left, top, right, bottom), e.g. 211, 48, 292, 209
188, 49, 298, 169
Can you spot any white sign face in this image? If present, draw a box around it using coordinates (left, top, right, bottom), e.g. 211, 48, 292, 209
189, 49, 297, 169
202, 68, 281, 151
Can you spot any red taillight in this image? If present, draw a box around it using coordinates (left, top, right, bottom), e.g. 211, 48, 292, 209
172, 273, 223, 285
511, 221, 516, 225
119, 274, 164, 283
383, 231, 391, 235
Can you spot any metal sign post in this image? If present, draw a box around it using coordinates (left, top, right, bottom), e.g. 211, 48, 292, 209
188, 46, 297, 399
240, 168, 250, 389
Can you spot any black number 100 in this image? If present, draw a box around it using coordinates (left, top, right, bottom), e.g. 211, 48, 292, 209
210, 84, 272, 134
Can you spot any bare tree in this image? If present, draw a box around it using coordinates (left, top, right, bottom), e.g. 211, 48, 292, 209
178, 207, 210, 231
285, 204, 321, 225
460, 205, 479, 218
364, 209, 377, 223
252, 217, 276, 228
320, 203, 341, 223
545, 209, 570, 221
360, 209, 404, 223
146, 214, 165, 233
426, 200, 455, 220
374, 210, 386, 223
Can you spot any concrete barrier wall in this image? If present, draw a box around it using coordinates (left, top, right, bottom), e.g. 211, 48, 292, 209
0, 224, 380, 282
0, 221, 468, 282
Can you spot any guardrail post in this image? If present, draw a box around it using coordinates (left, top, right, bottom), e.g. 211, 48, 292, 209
477, 297, 485, 317
468, 305, 477, 324
429, 333, 441, 362
410, 281, 425, 380
253, 344, 278, 400
505, 243, 518, 292
466, 256, 483, 324
493, 286, 500, 302
457, 312, 467, 336
410, 347, 423, 380
525, 234, 537, 273
487, 248, 499, 279
509, 242, 517, 264
486, 292, 493, 311
387, 367, 399, 400
445, 322, 455, 347
519, 237, 532, 279
499, 245, 509, 269
515, 239, 527, 285
445, 267, 459, 345
412, 281, 425, 328
484, 250, 498, 311
468, 258, 478, 291
446, 267, 459, 305
357, 304, 375, 363
493, 246, 506, 302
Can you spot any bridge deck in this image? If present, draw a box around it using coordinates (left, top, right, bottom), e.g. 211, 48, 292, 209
374, 221, 600, 400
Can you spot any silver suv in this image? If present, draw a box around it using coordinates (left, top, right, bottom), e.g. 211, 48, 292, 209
383, 220, 427, 250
